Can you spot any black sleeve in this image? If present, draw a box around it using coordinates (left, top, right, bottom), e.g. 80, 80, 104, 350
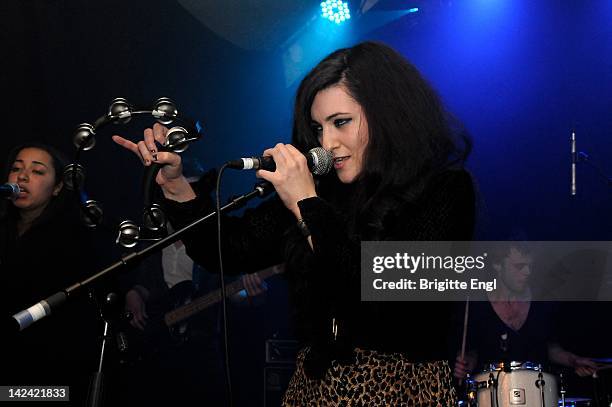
163, 172, 294, 275
297, 170, 476, 289
393, 169, 476, 241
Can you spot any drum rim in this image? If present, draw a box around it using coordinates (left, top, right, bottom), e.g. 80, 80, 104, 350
481, 360, 544, 372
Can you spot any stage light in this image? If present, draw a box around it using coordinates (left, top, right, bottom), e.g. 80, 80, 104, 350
320, 0, 351, 24
408, 8, 419, 13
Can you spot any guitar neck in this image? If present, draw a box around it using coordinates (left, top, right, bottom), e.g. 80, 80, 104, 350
163, 264, 283, 327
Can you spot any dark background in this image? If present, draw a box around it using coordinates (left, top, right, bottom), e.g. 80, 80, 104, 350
2, 0, 611, 404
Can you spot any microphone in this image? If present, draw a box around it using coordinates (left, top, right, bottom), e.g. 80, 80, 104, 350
12, 291, 67, 331
1, 183, 20, 199
226, 147, 334, 176
571, 130, 576, 196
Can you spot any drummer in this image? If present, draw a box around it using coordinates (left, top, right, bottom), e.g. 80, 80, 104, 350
453, 240, 598, 380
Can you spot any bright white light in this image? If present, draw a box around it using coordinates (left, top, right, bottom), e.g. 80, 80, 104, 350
320, 0, 351, 24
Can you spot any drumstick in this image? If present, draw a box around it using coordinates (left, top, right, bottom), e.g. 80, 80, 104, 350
459, 297, 470, 386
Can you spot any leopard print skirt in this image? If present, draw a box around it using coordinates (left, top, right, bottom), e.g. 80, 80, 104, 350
282, 347, 456, 406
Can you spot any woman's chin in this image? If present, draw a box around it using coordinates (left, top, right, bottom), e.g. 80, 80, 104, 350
336, 170, 358, 184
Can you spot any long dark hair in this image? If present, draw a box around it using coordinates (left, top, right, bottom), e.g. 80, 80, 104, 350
292, 41, 471, 236
1, 142, 70, 221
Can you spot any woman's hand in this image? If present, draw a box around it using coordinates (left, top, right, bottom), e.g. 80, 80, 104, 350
256, 143, 317, 218
112, 123, 196, 202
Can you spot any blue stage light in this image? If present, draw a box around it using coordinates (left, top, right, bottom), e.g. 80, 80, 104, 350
320, 0, 351, 24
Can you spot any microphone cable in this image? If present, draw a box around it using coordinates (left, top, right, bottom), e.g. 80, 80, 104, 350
215, 162, 234, 407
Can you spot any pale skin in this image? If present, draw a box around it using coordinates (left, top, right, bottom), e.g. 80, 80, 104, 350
115, 84, 368, 324
112, 83, 369, 250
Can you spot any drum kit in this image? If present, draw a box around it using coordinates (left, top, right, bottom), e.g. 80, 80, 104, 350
460, 361, 611, 407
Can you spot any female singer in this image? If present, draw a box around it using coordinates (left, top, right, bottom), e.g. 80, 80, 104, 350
114, 41, 475, 405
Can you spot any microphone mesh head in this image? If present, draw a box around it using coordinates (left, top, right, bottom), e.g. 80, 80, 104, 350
309, 147, 334, 175
7, 183, 20, 199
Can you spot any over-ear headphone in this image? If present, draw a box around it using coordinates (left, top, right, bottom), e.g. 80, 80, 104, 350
64, 97, 203, 247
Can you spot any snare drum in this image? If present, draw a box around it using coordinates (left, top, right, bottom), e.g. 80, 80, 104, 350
468, 361, 559, 407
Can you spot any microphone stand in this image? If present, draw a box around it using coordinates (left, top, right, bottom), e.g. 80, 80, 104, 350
87, 292, 123, 407
559, 372, 566, 407
535, 369, 546, 407
487, 371, 497, 407
10, 181, 273, 333
569, 129, 612, 198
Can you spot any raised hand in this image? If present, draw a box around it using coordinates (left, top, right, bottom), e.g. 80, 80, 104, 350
112, 123, 196, 202
255, 143, 317, 219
